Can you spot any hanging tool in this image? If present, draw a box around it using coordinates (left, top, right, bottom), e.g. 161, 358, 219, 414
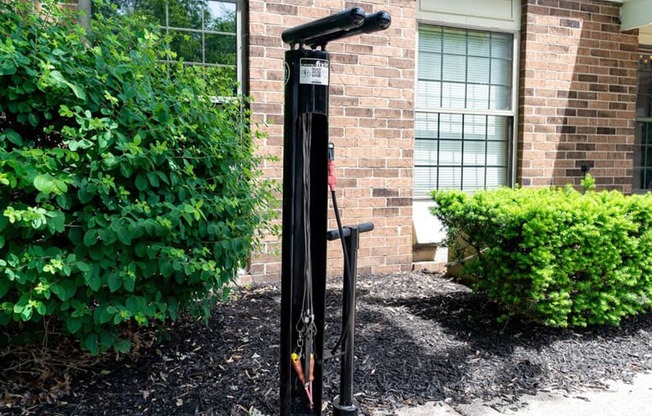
292, 313, 316, 408
291, 352, 313, 408
290, 352, 306, 384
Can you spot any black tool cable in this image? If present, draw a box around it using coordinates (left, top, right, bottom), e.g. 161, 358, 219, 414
301, 114, 315, 395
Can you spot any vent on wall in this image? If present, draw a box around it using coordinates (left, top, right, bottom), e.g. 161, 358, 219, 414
417, 0, 520, 31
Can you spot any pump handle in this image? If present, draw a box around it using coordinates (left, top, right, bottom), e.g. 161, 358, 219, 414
326, 223, 374, 241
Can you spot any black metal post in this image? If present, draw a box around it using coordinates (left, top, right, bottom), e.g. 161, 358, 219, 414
280, 8, 390, 415
280, 47, 330, 416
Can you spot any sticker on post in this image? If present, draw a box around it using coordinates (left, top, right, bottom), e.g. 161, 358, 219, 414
299, 59, 329, 86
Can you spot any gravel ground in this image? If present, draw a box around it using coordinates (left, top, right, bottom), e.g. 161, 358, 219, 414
2, 271, 652, 415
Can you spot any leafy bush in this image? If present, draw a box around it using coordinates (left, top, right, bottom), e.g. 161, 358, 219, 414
432, 182, 652, 327
0, 1, 276, 354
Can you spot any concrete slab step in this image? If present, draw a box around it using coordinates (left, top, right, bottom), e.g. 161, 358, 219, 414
372, 372, 652, 416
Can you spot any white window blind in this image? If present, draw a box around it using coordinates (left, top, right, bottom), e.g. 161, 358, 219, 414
415, 26, 514, 197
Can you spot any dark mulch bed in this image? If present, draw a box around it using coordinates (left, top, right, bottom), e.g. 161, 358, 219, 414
2, 272, 652, 415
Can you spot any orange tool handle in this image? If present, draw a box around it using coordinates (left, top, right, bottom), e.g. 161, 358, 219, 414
309, 353, 315, 382
290, 353, 305, 384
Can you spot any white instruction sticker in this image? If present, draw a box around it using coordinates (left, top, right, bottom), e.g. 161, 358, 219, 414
299, 58, 329, 86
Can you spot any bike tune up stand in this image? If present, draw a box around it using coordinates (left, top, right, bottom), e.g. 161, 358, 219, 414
279, 8, 391, 416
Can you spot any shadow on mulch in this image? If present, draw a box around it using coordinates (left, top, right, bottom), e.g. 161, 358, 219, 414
356, 278, 652, 411
2, 272, 652, 415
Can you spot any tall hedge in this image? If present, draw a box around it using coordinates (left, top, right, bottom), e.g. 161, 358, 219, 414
432, 183, 652, 327
0, 1, 276, 353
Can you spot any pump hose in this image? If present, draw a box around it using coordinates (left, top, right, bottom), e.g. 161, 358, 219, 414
329, 187, 354, 355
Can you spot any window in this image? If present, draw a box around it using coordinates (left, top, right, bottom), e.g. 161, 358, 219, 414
635, 49, 652, 191
414, 26, 515, 197
92, 0, 246, 94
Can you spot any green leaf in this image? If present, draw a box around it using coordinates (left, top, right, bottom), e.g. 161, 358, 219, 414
34, 174, 55, 194
49, 70, 67, 85
50, 70, 86, 100
0, 278, 9, 298
52, 178, 68, 195
123, 276, 135, 292
77, 261, 91, 272
66, 317, 83, 334
2, 129, 23, 146
13, 294, 31, 320
107, 273, 122, 292
159, 259, 173, 277
99, 330, 112, 349
134, 242, 147, 257
78, 185, 96, 203
35, 301, 46, 315
51, 280, 77, 301
1, 60, 17, 75
27, 112, 39, 127
117, 228, 132, 245
83, 229, 98, 247
222, 286, 231, 301
113, 339, 131, 353
67, 139, 93, 151
87, 275, 102, 291
5, 269, 15, 282
13, 301, 24, 314
56, 194, 73, 210
69, 83, 86, 100
120, 163, 133, 178
20, 304, 33, 321
99, 229, 117, 244
99, 307, 113, 324
59, 104, 74, 117
46, 210, 66, 234
83, 333, 99, 355
135, 173, 148, 191
125, 296, 140, 313
147, 172, 160, 187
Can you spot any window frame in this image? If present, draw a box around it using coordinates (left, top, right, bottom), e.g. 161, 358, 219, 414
634, 46, 652, 193
78, 0, 248, 95
414, 22, 520, 200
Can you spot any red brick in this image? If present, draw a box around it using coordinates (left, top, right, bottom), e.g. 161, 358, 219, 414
518, 0, 635, 193
249, 1, 415, 279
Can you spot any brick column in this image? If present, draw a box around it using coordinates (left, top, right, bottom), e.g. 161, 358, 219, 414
519, 0, 638, 192
248, 0, 416, 281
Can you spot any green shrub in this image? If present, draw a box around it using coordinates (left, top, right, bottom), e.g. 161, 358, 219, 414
0, 1, 276, 354
432, 182, 652, 327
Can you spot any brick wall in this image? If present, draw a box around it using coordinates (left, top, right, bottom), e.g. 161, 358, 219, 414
248, 0, 417, 281
519, 0, 638, 192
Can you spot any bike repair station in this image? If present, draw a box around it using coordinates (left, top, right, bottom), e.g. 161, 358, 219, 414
279, 7, 392, 416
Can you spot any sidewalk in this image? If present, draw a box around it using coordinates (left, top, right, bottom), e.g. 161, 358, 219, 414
372, 372, 652, 416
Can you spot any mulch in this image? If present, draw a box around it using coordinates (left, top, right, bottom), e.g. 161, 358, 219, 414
2, 271, 652, 415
